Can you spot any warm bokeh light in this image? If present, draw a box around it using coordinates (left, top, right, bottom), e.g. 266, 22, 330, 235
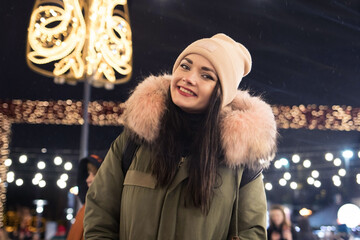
274, 160, 282, 169
37, 161, 46, 170
290, 182, 298, 189
39, 180, 46, 188
69, 186, 79, 195
57, 179, 67, 189
338, 169, 346, 177
15, 178, 24, 186
325, 153, 334, 161
311, 170, 319, 178
307, 177, 315, 185
64, 162, 73, 171
280, 158, 289, 166
334, 180, 341, 187
54, 156, 63, 165
7, 172, 15, 183
283, 172, 291, 180
337, 204, 360, 228
292, 154, 300, 163
279, 178, 287, 186
333, 158, 342, 166
303, 159, 311, 168
4, 159, 12, 167
314, 180, 321, 188
19, 155, 28, 164
299, 208, 312, 216
342, 150, 354, 159
60, 173, 69, 181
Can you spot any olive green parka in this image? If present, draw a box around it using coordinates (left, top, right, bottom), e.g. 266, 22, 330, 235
84, 75, 277, 240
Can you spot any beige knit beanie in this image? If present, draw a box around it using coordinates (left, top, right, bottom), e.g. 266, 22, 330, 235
172, 33, 252, 107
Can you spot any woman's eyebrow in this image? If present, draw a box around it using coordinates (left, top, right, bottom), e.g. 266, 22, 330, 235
184, 57, 216, 75
201, 66, 216, 75
184, 57, 193, 64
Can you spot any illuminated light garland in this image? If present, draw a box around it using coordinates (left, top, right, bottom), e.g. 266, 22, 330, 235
0, 114, 11, 228
272, 104, 360, 131
1, 101, 360, 225
26, 0, 132, 87
0, 101, 359, 130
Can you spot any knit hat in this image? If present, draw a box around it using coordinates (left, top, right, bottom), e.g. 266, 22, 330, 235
77, 154, 103, 204
172, 33, 252, 107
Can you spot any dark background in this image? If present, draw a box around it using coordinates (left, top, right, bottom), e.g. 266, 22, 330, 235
1, 0, 359, 223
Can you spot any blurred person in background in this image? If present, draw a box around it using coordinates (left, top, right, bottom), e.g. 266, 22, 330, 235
267, 204, 297, 240
66, 154, 103, 240
0, 228, 10, 240
9, 206, 33, 240
297, 216, 317, 240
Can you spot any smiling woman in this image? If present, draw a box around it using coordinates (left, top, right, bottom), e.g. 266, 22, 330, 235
83, 33, 277, 240
170, 54, 219, 113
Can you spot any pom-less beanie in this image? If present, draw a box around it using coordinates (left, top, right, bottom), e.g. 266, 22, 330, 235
172, 33, 252, 107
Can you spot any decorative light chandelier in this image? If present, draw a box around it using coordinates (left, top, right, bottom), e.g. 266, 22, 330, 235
26, 0, 133, 88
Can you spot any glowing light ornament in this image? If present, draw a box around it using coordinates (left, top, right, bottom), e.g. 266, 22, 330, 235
337, 204, 360, 228
26, 0, 133, 87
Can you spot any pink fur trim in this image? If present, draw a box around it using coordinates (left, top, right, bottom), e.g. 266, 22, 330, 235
220, 91, 277, 168
121, 75, 171, 142
121, 75, 277, 168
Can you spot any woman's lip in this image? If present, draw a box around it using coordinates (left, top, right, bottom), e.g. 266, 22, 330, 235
177, 86, 197, 97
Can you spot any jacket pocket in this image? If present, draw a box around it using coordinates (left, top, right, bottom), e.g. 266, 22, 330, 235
123, 170, 157, 189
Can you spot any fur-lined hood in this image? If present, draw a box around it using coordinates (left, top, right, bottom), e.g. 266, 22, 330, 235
121, 74, 277, 169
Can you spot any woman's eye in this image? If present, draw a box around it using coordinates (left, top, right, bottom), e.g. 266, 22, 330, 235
180, 63, 190, 70
202, 74, 214, 80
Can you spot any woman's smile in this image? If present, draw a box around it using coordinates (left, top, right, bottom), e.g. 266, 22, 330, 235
177, 86, 197, 96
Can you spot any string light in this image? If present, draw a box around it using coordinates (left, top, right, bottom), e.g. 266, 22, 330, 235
303, 159, 311, 168
265, 183, 273, 191
307, 177, 315, 185
311, 170, 319, 178
292, 154, 300, 163
334, 158, 342, 167
290, 182, 298, 189
325, 153, 334, 161
272, 104, 360, 131
0, 113, 11, 227
26, 0, 133, 86
1, 101, 360, 226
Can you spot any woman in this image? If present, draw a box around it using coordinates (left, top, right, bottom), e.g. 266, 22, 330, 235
66, 154, 103, 240
267, 205, 297, 240
84, 33, 277, 239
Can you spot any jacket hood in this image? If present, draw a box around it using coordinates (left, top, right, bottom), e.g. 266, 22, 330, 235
121, 75, 277, 169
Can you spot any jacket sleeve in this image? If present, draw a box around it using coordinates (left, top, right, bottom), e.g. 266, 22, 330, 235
228, 172, 268, 240
84, 131, 127, 240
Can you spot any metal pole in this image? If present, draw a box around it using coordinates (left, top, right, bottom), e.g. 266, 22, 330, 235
79, 77, 91, 159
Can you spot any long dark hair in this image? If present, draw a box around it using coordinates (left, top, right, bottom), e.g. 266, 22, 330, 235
151, 81, 223, 214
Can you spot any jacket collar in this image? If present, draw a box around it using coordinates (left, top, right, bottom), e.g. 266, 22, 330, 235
121, 74, 277, 169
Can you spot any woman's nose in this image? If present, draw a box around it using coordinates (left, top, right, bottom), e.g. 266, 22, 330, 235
182, 72, 197, 85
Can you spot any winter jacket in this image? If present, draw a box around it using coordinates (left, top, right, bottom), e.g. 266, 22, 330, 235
84, 74, 277, 240
66, 205, 85, 240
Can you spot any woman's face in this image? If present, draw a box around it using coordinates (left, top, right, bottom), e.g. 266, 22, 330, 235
171, 54, 218, 113
270, 209, 284, 227
86, 163, 98, 187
